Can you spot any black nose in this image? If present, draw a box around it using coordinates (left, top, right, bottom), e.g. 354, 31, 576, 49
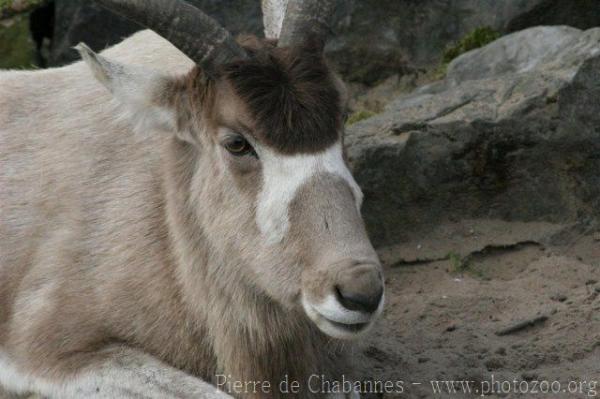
335, 265, 383, 314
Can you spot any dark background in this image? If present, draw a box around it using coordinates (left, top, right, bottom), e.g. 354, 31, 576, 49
3, 0, 599, 85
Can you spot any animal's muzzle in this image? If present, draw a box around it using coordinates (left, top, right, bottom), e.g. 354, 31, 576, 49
301, 260, 384, 339
334, 262, 383, 314
291, 173, 385, 339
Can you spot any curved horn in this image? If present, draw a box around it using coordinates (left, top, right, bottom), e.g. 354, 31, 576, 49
277, 0, 336, 49
95, 0, 247, 69
261, 0, 288, 40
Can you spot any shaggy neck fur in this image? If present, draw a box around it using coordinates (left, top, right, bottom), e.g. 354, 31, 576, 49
161, 138, 352, 398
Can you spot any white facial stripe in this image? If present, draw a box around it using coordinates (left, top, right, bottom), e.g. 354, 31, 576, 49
255, 142, 363, 244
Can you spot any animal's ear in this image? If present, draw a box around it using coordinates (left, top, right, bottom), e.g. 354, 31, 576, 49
76, 43, 187, 137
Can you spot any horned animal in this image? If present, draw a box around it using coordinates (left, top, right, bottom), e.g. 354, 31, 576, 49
0, 0, 384, 398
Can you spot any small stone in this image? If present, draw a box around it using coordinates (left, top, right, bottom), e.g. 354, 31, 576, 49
522, 371, 538, 381
484, 357, 505, 370
586, 279, 597, 285
445, 324, 457, 332
550, 293, 567, 302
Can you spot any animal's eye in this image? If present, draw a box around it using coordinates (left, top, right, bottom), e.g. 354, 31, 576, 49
223, 135, 254, 156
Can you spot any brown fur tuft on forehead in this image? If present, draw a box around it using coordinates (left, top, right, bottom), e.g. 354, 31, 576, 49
220, 41, 342, 154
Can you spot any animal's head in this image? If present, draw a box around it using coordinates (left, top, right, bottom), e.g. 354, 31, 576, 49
80, 0, 384, 340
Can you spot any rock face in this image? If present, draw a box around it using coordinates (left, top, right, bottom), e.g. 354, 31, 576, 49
347, 26, 600, 247
49, 1, 140, 66
326, 0, 549, 84
47, 0, 600, 84
507, 0, 600, 33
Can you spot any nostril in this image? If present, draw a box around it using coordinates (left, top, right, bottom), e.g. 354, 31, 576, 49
335, 285, 383, 314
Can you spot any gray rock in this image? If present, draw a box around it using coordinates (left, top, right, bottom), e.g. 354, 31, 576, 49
325, 0, 548, 84
447, 26, 600, 84
507, 0, 600, 33
347, 27, 600, 246
49, 1, 141, 66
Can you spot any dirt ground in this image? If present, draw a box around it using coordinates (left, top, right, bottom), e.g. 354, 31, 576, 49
356, 219, 600, 398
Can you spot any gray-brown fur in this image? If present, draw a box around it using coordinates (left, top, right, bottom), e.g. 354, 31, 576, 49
0, 29, 382, 399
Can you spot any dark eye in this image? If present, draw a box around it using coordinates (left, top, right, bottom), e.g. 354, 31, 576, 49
223, 136, 253, 156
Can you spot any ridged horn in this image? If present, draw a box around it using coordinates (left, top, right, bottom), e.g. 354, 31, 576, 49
95, 0, 247, 69
277, 0, 336, 49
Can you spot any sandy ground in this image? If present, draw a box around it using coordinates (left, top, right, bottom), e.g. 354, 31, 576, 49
356, 219, 600, 398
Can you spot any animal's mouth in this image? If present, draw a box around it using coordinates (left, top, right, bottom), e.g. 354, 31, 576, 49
301, 294, 383, 339
319, 315, 370, 333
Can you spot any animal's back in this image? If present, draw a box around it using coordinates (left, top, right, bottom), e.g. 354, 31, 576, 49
0, 30, 194, 345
